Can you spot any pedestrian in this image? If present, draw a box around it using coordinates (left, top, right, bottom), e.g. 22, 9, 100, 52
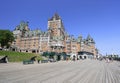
38, 59, 40, 64
73, 55, 75, 61
106, 58, 110, 63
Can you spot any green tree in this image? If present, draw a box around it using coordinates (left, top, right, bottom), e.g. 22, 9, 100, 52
42, 51, 49, 57
0, 30, 14, 48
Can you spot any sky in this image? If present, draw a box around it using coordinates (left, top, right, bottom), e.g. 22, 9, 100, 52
0, 0, 120, 56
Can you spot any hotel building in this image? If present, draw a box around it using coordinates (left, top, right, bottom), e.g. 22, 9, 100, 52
12, 13, 98, 58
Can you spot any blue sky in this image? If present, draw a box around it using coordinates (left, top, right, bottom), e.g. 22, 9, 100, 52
0, 0, 120, 55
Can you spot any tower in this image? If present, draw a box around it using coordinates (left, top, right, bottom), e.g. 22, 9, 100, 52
47, 13, 65, 53
48, 13, 65, 40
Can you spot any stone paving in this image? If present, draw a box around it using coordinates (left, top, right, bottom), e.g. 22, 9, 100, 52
0, 60, 120, 83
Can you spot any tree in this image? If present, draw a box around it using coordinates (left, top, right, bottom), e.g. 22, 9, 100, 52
42, 51, 49, 57
0, 30, 14, 48
49, 52, 56, 58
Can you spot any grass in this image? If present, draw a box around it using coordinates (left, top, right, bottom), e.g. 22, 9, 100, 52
0, 50, 43, 62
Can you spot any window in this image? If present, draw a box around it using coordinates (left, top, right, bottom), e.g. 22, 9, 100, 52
67, 48, 71, 50
33, 45, 35, 46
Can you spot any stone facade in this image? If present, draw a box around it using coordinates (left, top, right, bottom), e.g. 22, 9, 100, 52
12, 13, 98, 57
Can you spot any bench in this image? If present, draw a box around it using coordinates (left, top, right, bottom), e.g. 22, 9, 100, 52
41, 60, 48, 63
23, 60, 34, 65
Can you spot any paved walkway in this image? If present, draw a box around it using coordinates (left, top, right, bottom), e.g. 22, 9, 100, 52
0, 60, 120, 83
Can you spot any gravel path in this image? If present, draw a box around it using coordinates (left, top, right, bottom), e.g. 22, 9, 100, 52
0, 60, 120, 83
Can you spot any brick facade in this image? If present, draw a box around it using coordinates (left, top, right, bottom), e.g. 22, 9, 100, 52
12, 13, 98, 57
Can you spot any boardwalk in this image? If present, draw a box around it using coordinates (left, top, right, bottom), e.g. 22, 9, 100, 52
0, 60, 120, 83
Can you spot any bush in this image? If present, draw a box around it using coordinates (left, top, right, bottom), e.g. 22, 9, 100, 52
114, 57, 120, 61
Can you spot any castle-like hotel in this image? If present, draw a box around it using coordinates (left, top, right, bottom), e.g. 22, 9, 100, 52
12, 13, 98, 58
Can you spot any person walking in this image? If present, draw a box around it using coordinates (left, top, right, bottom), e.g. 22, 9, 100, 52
73, 55, 76, 61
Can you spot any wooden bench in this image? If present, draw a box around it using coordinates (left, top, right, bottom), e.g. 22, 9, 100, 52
41, 60, 48, 63
23, 60, 34, 65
